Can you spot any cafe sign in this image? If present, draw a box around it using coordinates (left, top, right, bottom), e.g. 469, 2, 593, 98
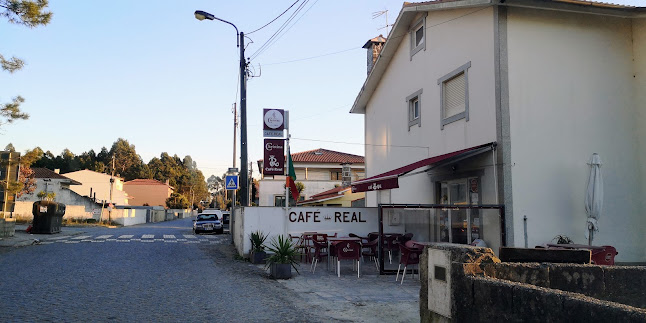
263, 139, 285, 175
263, 109, 285, 137
289, 210, 367, 223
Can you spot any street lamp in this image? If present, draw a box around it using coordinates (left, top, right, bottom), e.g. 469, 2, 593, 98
194, 9, 249, 207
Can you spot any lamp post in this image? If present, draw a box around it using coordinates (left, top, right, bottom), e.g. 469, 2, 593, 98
195, 10, 249, 207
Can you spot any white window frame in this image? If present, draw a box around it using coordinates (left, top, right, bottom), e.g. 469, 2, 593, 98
438, 61, 471, 129
409, 14, 427, 60
406, 88, 423, 129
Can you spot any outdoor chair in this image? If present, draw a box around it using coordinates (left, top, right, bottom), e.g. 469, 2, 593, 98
289, 234, 310, 263
310, 239, 329, 273
398, 233, 413, 244
349, 233, 369, 244
361, 237, 379, 271
384, 234, 402, 264
333, 241, 362, 278
396, 243, 423, 284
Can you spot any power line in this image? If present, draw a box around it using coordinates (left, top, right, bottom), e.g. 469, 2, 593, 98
249, 0, 314, 61
290, 137, 430, 151
262, 47, 360, 66
247, 0, 301, 35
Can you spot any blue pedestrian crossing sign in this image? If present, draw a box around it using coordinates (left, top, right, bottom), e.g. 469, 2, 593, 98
225, 175, 239, 190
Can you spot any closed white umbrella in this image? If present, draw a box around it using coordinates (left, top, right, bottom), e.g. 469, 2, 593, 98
585, 153, 603, 246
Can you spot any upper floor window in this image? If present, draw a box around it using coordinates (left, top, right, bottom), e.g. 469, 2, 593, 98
410, 15, 427, 60
406, 89, 423, 129
438, 62, 471, 129
331, 171, 343, 180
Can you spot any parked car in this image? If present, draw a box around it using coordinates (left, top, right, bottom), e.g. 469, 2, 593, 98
221, 211, 230, 225
193, 212, 223, 234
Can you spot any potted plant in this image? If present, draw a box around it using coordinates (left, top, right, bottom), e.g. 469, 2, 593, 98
265, 234, 300, 279
249, 230, 268, 264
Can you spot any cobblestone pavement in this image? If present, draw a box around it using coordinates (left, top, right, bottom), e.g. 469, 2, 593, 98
0, 218, 327, 322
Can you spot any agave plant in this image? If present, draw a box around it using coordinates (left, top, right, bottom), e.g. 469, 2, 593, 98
250, 230, 268, 252
265, 234, 300, 273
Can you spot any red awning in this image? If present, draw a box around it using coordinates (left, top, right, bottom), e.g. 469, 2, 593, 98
351, 143, 495, 193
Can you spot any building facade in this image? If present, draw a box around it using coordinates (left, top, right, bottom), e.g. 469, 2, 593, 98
351, 0, 645, 262
123, 179, 173, 207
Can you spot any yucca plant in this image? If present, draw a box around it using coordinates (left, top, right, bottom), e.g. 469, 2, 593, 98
265, 234, 300, 274
250, 230, 268, 252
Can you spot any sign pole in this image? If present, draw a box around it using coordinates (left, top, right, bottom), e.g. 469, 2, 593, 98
284, 112, 290, 235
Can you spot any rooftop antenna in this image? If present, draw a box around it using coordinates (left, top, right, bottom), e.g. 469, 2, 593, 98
372, 10, 392, 35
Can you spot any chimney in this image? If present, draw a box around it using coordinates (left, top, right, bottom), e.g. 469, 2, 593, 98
54, 169, 60, 174
362, 35, 386, 76
341, 163, 352, 187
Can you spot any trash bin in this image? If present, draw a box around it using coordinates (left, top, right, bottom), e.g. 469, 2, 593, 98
32, 201, 66, 234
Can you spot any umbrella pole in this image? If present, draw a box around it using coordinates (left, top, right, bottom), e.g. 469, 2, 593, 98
588, 225, 593, 246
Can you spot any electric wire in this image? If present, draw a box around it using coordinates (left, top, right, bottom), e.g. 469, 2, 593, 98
251, 0, 319, 60
249, 0, 312, 61
247, 0, 301, 35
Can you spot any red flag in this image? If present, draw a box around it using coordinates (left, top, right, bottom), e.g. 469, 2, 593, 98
286, 151, 299, 202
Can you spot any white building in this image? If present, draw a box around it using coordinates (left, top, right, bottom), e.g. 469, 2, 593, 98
63, 169, 130, 206
350, 0, 645, 262
257, 148, 365, 206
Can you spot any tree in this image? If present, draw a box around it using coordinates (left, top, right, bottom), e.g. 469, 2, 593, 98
4, 143, 15, 151
109, 138, 143, 180
1, 0, 53, 127
14, 147, 41, 198
166, 192, 189, 209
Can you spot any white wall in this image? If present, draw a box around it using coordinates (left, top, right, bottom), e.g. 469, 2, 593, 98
363, 7, 497, 206
234, 207, 387, 257
507, 8, 644, 261
258, 179, 344, 206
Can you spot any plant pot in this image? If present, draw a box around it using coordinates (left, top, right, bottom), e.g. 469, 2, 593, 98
250, 250, 266, 264
270, 263, 292, 279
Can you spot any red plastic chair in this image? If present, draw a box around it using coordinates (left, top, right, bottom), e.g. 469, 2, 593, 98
384, 234, 402, 264
310, 239, 329, 273
361, 237, 379, 271
334, 241, 362, 278
396, 243, 423, 284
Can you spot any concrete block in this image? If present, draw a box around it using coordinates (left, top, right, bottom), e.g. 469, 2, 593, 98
491, 263, 550, 287
471, 276, 515, 322
603, 266, 646, 309
500, 247, 591, 264
549, 264, 605, 298
562, 294, 646, 322
511, 283, 565, 322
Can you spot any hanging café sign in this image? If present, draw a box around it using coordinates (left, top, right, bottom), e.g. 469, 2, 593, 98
263, 139, 285, 175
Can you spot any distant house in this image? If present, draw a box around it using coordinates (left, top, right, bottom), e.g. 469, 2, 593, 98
15, 168, 99, 220
297, 186, 365, 207
123, 179, 173, 207
257, 148, 365, 206
63, 169, 130, 206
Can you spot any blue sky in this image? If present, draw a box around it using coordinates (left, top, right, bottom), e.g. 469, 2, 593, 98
2, 0, 643, 180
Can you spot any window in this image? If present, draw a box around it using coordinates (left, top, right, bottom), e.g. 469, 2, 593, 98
331, 171, 342, 180
410, 15, 426, 60
406, 89, 423, 129
274, 195, 286, 207
438, 62, 470, 129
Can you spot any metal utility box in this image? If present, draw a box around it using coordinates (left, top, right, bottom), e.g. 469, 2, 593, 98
32, 201, 66, 234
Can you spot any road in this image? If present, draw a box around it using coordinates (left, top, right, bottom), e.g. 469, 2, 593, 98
0, 217, 324, 322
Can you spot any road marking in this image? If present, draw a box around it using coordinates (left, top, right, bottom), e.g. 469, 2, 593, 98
163, 240, 177, 243
96, 235, 113, 239
142, 234, 154, 239
118, 235, 134, 239
71, 236, 91, 240
64, 241, 80, 244
177, 239, 187, 242
183, 235, 196, 239
163, 235, 176, 239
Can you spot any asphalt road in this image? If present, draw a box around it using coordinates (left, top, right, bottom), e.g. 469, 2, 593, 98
0, 217, 324, 322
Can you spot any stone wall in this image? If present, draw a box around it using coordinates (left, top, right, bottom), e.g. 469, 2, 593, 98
0, 218, 15, 237
420, 244, 646, 322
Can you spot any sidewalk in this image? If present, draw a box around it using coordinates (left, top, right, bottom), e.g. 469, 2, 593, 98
0, 224, 87, 248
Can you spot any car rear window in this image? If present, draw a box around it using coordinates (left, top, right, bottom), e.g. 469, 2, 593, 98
197, 214, 218, 221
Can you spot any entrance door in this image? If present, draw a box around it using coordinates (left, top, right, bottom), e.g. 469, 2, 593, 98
438, 179, 478, 244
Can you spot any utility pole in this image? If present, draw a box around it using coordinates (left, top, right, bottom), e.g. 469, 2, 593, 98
109, 155, 115, 223
239, 31, 249, 207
